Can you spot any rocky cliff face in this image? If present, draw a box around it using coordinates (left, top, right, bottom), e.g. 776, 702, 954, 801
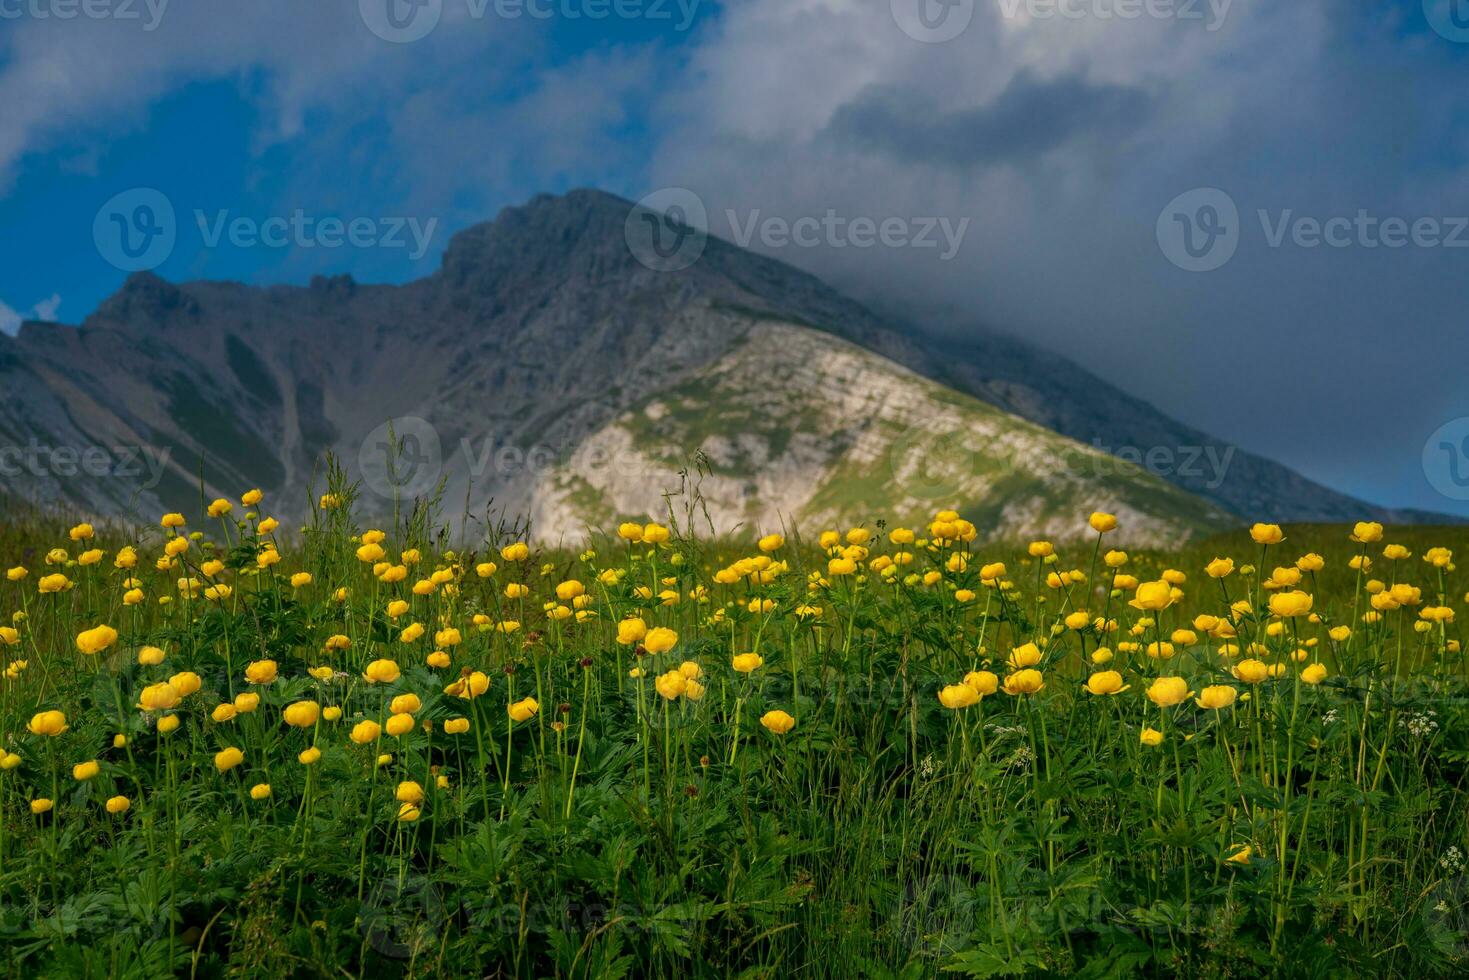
0, 189, 1437, 538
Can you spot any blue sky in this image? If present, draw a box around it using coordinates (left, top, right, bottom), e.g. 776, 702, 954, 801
2, 0, 1469, 516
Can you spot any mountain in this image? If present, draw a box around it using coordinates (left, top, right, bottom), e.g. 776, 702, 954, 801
0, 189, 1433, 540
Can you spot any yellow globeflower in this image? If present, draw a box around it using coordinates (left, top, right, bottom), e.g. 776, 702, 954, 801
1002, 670, 1045, 696
654, 670, 687, 700
396, 781, 425, 805
244, 660, 278, 685
760, 710, 796, 734
390, 693, 422, 715
616, 617, 647, 646
962, 671, 999, 696
1139, 727, 1164, 747
508, 697, 540, 723
1145, 677, 1194, 708
1249, 523, 1284, 545
250, 783, 272, 800
27, 710, 68, 736
444, 718, 471, 735
1232, 659, 1271, 684
643, 627, 679, 654
938, 684, 980, 709
351, 720, 383, 744
105, 795, 131, 814
72, 760, 100, 781
1088, 512, 1118, 533
1268, 591, 1314, 618
137, 682, 180, 712
282, 701, 321, 728
1300, 663, 1329, 685
76, 624, 119, 655
363, 659, 402, 684
1195, 685, 1238, 710
732, 653, 764, 673
1083, 671, 1129, 696
214, 747, 245, 772
1129, 581, 1174, 612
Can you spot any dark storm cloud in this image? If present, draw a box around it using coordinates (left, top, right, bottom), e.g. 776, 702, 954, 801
825, 71, 1153, 169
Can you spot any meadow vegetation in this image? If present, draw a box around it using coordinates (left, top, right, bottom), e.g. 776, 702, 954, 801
2, 482, 1469, 977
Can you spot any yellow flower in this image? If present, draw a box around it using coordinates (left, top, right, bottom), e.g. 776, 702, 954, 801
1195, 685, 1238, 710
1232, 659, 1271, 684
1300, 663, 1328, 685
212, 703, 238, 723
1268, 590, 1314, 618
444, 717, 471, 735
351, 720, 383, 744
760, 709, 796, 734
5, 566, 26, 581
1007, 642, 1042, 669
282, 701, 321, 728
732, 653, 764, 673
168, 671, 202, 696
655, 670, 688, 700
397, 802, 421, 822
938, 683, 980, 709
75, 624, 119, 655
31, 798, 54, 814
207, 499, 233, 518
27, 710, 68, 736
445, 671, 490, 699
390, 693, 422, 715
244, 660, 278, 685
508, 697, 540, 722
250, 783, 272, 800
1129, 581, 1174, 612
298, 747, 322, 765
1002, 669, 1045, 696
105, 795, 131, 814
232, 691, 260, 713
137, 682, 180, 712
37, 572, 71, 594
1225, 845, 1253, 864
364, 659, 402, 684
963, 671, 999, 696
1145, 677, 1193, 708
73, 760, 100, 781
399, 622, 425, 644
500, 542, 530, 562
758, 533, 785, 552
69, 522, 94, 541
214, 747, 245, 772
1088, 512, 1118, 533
1083, 671, 1129, 696
827, 557, 857, 576
241, 488, 263, 506
290, 572, 313, 588
643, 627, 678, 654
1139, 727, 1164, 747
396, 780, 425, 805
616, 618, 647, 646
1249, 523, 1284, 545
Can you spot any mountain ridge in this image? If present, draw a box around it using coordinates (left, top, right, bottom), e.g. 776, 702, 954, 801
0, 188, 1446, 535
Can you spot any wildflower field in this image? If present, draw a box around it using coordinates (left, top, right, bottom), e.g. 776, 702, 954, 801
3, 487, 1469, 978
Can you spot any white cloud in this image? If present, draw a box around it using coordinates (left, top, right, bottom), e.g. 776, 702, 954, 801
0, 293, 63, 334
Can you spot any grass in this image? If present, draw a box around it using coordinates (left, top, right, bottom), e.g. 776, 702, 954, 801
1, 484, 1469, 978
